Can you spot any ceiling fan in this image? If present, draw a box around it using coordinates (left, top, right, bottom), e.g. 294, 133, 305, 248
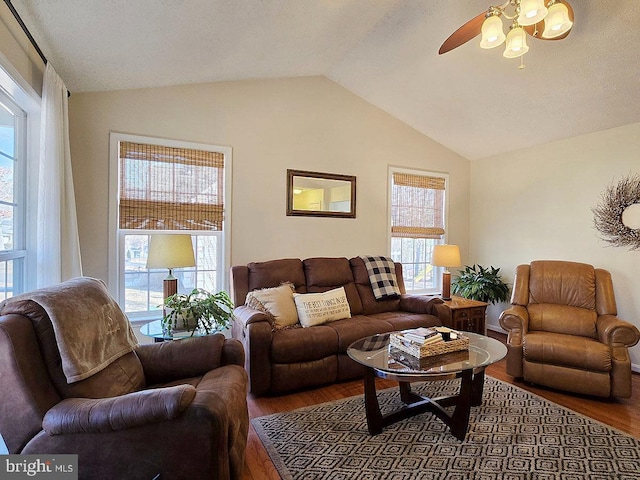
439, 0, 574, 63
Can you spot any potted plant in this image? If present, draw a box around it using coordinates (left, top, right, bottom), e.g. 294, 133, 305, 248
162, 288, 234, 336
451, 264, 509, 304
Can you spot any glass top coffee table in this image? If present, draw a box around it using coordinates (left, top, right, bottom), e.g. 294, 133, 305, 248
140, 320, 225, 342
347, 331, 507, 440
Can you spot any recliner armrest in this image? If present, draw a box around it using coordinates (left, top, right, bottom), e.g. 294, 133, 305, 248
499, 305, 529, 346
596, 314, 640, 347
137, 334, 233, 384
42, 385, 196, 435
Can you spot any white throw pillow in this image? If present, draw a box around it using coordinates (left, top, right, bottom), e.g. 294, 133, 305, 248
245, 283, 299, 328
293, 287, 351, 327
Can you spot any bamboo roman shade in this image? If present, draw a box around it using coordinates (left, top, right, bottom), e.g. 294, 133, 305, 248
391, 172, 445, 239
119, 141, 224, 230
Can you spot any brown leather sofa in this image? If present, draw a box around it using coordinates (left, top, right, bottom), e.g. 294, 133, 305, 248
230, 256, 447, 396
499, 260, 640, 398
0, 278, 249, 480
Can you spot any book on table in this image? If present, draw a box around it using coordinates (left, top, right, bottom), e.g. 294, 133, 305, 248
391, 327, 469, 358
395, 327, 458, 345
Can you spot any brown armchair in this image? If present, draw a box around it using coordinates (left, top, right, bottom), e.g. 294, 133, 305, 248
499, 260, 639, 398
0, 277, 249, 480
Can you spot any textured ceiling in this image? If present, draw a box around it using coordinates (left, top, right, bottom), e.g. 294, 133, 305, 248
11, 0, 640, 160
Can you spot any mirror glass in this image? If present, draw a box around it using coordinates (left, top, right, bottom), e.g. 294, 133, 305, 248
287, 170, 356, 218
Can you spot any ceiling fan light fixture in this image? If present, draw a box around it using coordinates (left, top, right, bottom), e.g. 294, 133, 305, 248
517, 0, 548, 26
480, 14, 506, 49
503, 25, 529, 58
437, 0, 573, 67
542, 2, 573, 38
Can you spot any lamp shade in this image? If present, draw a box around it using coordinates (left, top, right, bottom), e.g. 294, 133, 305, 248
480, 15, 506, 49
542, 2, 573, 39
517, 0, 548, 26
146, 234, 196, 270
431, 244, 461, 268
503, 26, 529, 58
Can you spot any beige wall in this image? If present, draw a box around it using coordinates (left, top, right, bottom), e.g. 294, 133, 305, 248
68, 76, 470, 286
471, 122, 640, 369
0, 2, 43, 93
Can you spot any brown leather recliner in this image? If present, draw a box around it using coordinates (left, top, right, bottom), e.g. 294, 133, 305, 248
0, 277, 249, 480
499, 260, 639, 398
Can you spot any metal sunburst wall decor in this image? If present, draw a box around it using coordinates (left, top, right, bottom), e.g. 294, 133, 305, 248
592, 174, 640, 250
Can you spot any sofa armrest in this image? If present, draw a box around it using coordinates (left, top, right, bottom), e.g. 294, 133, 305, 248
596, 315, 640, 347
499, 305, 529, 346
233, 305, 273, 329
398, 295, 443, 315
42, 385, 196, 435
431, 303, 451, 328
137, 334, 227, 384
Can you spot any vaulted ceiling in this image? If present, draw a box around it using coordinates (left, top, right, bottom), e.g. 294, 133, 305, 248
11, 0, 640, 160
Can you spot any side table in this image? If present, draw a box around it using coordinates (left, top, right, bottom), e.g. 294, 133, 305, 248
440, 296, 488, 334
140, 319, 224, 342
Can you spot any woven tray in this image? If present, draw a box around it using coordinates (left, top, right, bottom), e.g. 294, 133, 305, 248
390, 332, 469, 359
389, 347, 470, 370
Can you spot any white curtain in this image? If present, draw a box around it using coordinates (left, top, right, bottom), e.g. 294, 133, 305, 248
37, 63, 82, 287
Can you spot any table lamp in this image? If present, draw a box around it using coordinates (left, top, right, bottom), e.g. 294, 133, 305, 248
431, 244, 461, 301
146, 234, 196, 299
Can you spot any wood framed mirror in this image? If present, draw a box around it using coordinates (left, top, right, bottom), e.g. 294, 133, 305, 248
286, 169, 356, 218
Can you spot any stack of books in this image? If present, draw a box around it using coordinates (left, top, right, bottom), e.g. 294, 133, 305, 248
394, 327, 444, 346
390, 327, 468, 359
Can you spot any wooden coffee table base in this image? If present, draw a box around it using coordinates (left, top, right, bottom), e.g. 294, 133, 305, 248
363, 367, 486, 440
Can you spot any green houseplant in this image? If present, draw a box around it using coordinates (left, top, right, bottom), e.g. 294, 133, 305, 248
162, 288, 234, 336
451, 264, 509, 304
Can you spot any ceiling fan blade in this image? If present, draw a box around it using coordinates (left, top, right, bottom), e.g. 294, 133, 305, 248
439, 11, 488, 55
524, 0, 574, 40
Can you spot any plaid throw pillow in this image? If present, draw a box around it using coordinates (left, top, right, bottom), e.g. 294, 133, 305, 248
360, 255, 402, 300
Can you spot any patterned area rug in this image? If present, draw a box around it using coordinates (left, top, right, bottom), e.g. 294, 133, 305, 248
252, 377, 640, 480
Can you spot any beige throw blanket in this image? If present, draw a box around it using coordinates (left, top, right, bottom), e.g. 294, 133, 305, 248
0, 277, 138, 383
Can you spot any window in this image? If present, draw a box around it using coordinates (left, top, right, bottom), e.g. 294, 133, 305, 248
0, 91, 27, 299
109, 134, 231, 319
389, 168, 448, 294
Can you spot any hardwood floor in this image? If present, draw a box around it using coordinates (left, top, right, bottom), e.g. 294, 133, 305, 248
241, 331, 640, 480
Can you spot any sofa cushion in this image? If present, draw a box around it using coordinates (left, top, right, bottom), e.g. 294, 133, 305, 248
350, 257, 402, 314
293, 287, 351, 327
270, 325, 338, 363
366, 311, 441, 332
247, 258, 307, 293
245, 283, 298, 329
328, 315, 395, 352
303, 257, 363, 315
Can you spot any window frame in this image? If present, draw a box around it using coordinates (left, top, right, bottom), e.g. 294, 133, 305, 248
0, 56, 41, 296
387, 166, 450, 295
108, 133, 232, 318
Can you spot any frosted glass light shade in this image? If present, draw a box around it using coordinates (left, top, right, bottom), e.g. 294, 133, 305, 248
431, 244, 461, 268
503, 26, 529, 58
517, 0, 548, 26
480, 15, 506, 49
146, 234, 196, 269
542, 2, 573, 38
